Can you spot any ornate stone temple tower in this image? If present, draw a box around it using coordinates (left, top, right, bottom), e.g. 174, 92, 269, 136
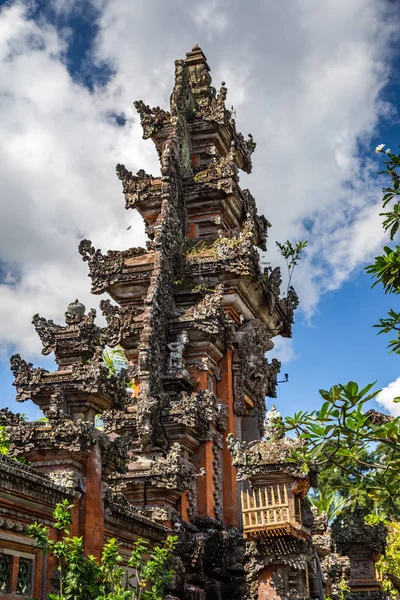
7, 45, 299, 599
79, 43, 296, 525
78, 43, 296, 528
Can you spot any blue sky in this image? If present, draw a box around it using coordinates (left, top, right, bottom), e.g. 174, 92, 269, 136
276, 269, 400, 415
1, 0, 400, 422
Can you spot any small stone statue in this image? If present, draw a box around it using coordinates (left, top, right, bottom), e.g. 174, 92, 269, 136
263, 404, 284, 440
267, 267, 282, 306
167, 331, 189, 372
226, 433, 247, 465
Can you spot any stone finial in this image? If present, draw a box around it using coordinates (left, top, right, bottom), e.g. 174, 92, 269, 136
184, 44, 212, 105
32, 304, 100, 367
66, 299, 85, 317
185, 44, 209, 67
263, 404, 284, 440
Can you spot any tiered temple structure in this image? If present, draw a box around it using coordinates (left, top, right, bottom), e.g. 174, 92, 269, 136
0, 45, 321, 600
227, 406, 323, 599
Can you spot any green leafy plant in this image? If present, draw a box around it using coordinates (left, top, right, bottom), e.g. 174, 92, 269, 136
102, 345, 134, 389
366, 246, 400, 295
0, 425, 9, 455
102, 345, 128, 376
375, 145, 400, 240
374, 307, 400, 354
375, 521, 400, 598
338, 576, 351, 599
28, 500, 177, 600
275, 239, 307, 294
28, 499, 100, 600
363, 514, 400, 598
127, 536, 177, 600
325, 577, 352, 600
308, 484, 350, 523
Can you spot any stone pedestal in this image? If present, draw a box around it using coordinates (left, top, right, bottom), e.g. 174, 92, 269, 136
332, 508, 387, 600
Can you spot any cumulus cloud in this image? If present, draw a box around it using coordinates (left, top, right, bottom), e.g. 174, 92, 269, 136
193, 0, 229, 34
90, 0, 399, 316
270, 338, 297, 365
0, 0, 398, 360
0, 2, 151, 357
376, 376, 400, 417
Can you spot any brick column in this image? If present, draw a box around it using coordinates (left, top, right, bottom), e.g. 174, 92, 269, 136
9, 555, 19, 594
217, 349, 239, 527
193, 368, 216, 519
180, 489, 191, 522
81, 444, 104, 559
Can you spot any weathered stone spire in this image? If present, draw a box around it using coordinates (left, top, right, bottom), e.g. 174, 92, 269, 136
184, 44, 212, 106
4, 44, 304, 599
77, 45, 299, 593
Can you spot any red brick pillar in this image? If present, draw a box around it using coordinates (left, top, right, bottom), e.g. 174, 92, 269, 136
217, 349, 239, 527
81, 444, 104, 559
180, 489, 191, 522
9, 555, 19, 594
193, 368, 216, 519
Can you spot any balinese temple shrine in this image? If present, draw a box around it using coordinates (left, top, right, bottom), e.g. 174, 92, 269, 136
0, 45, 383, 600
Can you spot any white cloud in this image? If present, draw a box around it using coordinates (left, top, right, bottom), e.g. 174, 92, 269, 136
0, 0, 398, 359
193, 0, 228, 34
270, 337, 297, 365
376, 377, 400, 417
0, 2, 150, 357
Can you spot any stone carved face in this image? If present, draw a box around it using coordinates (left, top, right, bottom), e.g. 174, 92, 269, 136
179, 331, 189, 345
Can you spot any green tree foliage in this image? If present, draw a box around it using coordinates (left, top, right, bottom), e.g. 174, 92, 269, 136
316, 446, 375, 501
28, 500, 177, 600
281, 381, 400, 517
308, 484, 350, 523
366, 146, 400, 352
378, 522, 400, 599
